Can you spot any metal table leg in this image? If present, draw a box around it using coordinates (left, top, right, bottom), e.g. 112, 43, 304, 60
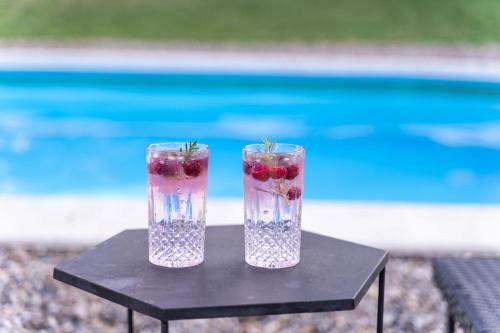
377, 268, 385, 333
127, 308, 134, 333
129, 309, 168, 333
161, 321, 169, 333
447, 307, 455, 333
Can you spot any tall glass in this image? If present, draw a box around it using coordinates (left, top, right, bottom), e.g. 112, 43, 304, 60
147, 142, 209, 268
243, 143, 305, 269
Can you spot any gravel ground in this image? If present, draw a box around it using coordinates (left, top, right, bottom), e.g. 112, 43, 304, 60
0, 244, 454, 333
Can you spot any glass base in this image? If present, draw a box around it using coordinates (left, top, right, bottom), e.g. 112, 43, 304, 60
148, 219, 205, 268
245, 219, 301, 269
149, 256, 204, 268
245, 257, 299, 269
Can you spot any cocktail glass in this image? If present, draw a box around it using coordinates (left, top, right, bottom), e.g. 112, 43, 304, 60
243, 142, 305, 269
147, 142, 209, 268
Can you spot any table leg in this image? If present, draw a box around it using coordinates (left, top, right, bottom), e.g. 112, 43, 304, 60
377, 267, 385, 333
161, 321, 169, 333
127, 308, 134, 333
447, 308, 455, 333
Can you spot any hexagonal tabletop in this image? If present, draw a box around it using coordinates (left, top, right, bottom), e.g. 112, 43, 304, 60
53, 225, 388, 321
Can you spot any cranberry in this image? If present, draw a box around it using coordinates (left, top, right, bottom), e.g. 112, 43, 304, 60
182, 159, 202, 177
287, 186, 302, 200
285, 164, 299, 180
243, 161, 253, 175
269, 165, 287, 179
251, 163, 269, 182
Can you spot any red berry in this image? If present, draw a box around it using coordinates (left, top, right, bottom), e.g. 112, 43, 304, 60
148, 159, 180, 177
269, 165, 287, 179
243, 161, 253, 175
161, 160, 181, 177
287, 187, 302, 200
285, 164, 299, 180
251, 163, 269, 182
182, 159, 202, 177
148, 159, 162, 174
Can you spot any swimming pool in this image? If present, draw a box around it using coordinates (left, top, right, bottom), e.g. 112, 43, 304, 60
0, 71, 499, 203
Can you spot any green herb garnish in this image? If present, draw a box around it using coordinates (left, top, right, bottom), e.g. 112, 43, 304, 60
179, 141, 199, 159
262, 137, 276, 154
260, 137, 277, 163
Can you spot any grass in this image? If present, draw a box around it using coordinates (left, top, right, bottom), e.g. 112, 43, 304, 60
0, 0, 499, 43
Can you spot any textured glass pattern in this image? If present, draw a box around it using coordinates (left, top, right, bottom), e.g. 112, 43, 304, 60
149, 219, 205, 267
147, 143, 208, 268
243, 143, 304, 269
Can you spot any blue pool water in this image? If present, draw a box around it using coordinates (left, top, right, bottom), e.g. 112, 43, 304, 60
0, 71, 499, 203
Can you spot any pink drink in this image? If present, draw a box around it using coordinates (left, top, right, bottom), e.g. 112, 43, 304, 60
147, 142, 208, 268
243, 143, 305, 268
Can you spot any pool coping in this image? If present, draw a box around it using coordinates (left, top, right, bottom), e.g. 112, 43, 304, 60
0, 43, 499, 82
1, 195, 499, 252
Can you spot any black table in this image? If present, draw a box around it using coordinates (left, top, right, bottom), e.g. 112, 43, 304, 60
53, 225, 388, 332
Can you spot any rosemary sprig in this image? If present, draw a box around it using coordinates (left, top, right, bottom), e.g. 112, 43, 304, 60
260, 137, 277, 164
179, 141, 199, 159
263, 137, 276, 154
255, 183, 290, 206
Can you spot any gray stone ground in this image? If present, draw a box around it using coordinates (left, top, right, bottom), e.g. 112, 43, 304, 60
0, 244, 455, 333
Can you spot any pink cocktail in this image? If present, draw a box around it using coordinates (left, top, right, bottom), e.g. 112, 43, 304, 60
147, 142, 208, 268
243, 141, 305, 268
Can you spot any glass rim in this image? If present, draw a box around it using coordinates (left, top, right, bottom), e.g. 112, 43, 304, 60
147, 142, 209, 152
243, 143, 304, 154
